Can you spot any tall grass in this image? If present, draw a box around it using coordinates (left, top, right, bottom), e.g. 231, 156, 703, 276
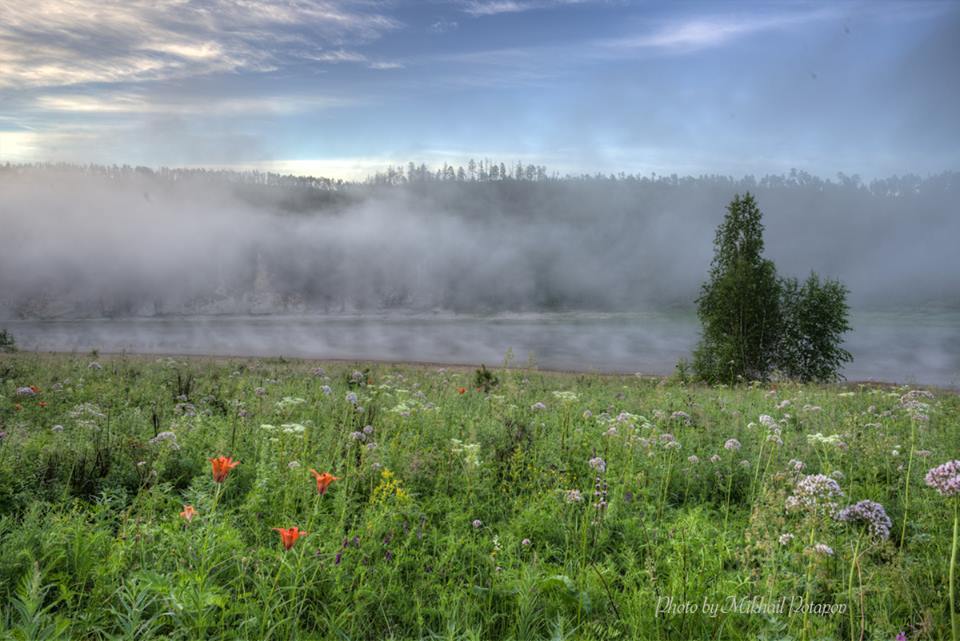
0, 353, 956, 640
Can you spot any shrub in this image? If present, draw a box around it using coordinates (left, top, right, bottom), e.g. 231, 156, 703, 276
0, 328, 15, 353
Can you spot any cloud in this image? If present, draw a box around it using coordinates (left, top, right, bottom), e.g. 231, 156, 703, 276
368, 61, 405, 70
597, 9, 840, 54
31, 92, 354, 115
0, 0, 401, 88
462, 0, 593, 17
429, 18, 459, 33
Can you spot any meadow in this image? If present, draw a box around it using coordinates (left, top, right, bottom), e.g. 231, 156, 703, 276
0, 353, 957, 640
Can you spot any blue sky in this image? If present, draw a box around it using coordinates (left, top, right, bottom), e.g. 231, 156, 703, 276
1, 0, 957, 179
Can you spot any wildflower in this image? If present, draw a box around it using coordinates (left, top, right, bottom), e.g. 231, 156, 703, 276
588, 457, 606, 473
924, 460, 960, 497
582, 410, 593, 419
531, 402, 546, 411
710, 454, 721, 463
724, 438, 742, 452
808, 543, 834, 556
209, 456, 239, 483
310, 469, 340, 495
273, 527, 308, 551
472, 519, 483, 529
254, 387, 267, 397
288, 460, 300, 469
786, 474, 844, 517
688, 455, 700, 464
777, 399, 791, 410
350, 431, 365, 441
895, 632, 907, 641
15, 386, 36, 396
346, 392, 358, 405
739, 460, 751, 469
767, 433, 783, 446
179, 505, 197, 523
458, 387, 466, 394
321, 385, 332, 396
521, 538, 531, 547
363, 425, 374, 435
312, 367, 326, 377
788, 459, 805, 472
759, 415, 778, 429
670, 411, 691, 424
564, 489, 583, 503
779, 533, 795, 545
837, 500, 892, 540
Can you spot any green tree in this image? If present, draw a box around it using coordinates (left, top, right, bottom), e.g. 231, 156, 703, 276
777, 273, 852, 382
0, 328, 15, 353
693, 193, 782, 383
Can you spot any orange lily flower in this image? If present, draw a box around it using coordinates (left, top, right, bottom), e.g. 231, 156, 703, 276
209, 456, 239, 483
273, 526, 308, 550
180, 504, 197, 523
457, 387, 466, 394
310, 469, 340, 495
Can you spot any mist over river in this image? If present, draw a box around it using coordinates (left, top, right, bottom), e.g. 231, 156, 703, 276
5, 310, 958, 388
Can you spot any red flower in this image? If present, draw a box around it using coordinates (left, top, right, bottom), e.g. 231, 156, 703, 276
310, 469, 340, 495
273, 526, 308, 550
30, 385, 40, 394
457, 387, 466, 395
179, 504, 197, 523
209, 456, 239, 483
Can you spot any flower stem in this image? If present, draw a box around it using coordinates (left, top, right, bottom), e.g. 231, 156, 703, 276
847, 534, 862, 641
950, 497, 958, 641
899, 418, 916, 548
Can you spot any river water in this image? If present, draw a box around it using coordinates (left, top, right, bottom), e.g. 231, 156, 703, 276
4, 310, 958, 387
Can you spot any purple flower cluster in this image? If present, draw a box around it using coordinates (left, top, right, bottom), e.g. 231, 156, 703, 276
724, 438, 742, 452
785, 474, 844, 516
924, 460, 960, 497
836, 500, 892, 540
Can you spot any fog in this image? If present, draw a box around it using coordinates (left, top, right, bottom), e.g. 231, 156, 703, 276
1, 164, 957, 319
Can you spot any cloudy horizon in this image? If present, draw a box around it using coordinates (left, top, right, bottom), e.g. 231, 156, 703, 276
1, 1, 958, 180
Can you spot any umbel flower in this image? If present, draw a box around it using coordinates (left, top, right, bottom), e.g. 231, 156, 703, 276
925, 460, 960, 497
273, 527, 308, 551
209, 456, 239, 483
785, 474, 844, 517
836, 500, 892, 540
310, 469, 340, 495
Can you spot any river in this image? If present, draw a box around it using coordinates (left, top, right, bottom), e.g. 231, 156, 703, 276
3, 310, 958, 387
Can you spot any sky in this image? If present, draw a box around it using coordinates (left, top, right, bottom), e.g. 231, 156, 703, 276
1, 0, 957, 180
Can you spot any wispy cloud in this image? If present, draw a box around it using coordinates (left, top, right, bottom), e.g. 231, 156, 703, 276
0, 0, 401, 88
462, 0, 593, 17
598, 8, 840, 54
31, 92, 354, 115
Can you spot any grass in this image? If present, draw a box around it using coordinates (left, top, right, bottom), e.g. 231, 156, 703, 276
0, 352, 957, 640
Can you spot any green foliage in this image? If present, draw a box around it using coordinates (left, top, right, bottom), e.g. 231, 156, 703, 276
778, 273, 853, 382
0, 354, 955, 640
0, 328, 15, 353
474, 363, 499, 393
694, 193, 782, 383
693, 193, 852, 383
